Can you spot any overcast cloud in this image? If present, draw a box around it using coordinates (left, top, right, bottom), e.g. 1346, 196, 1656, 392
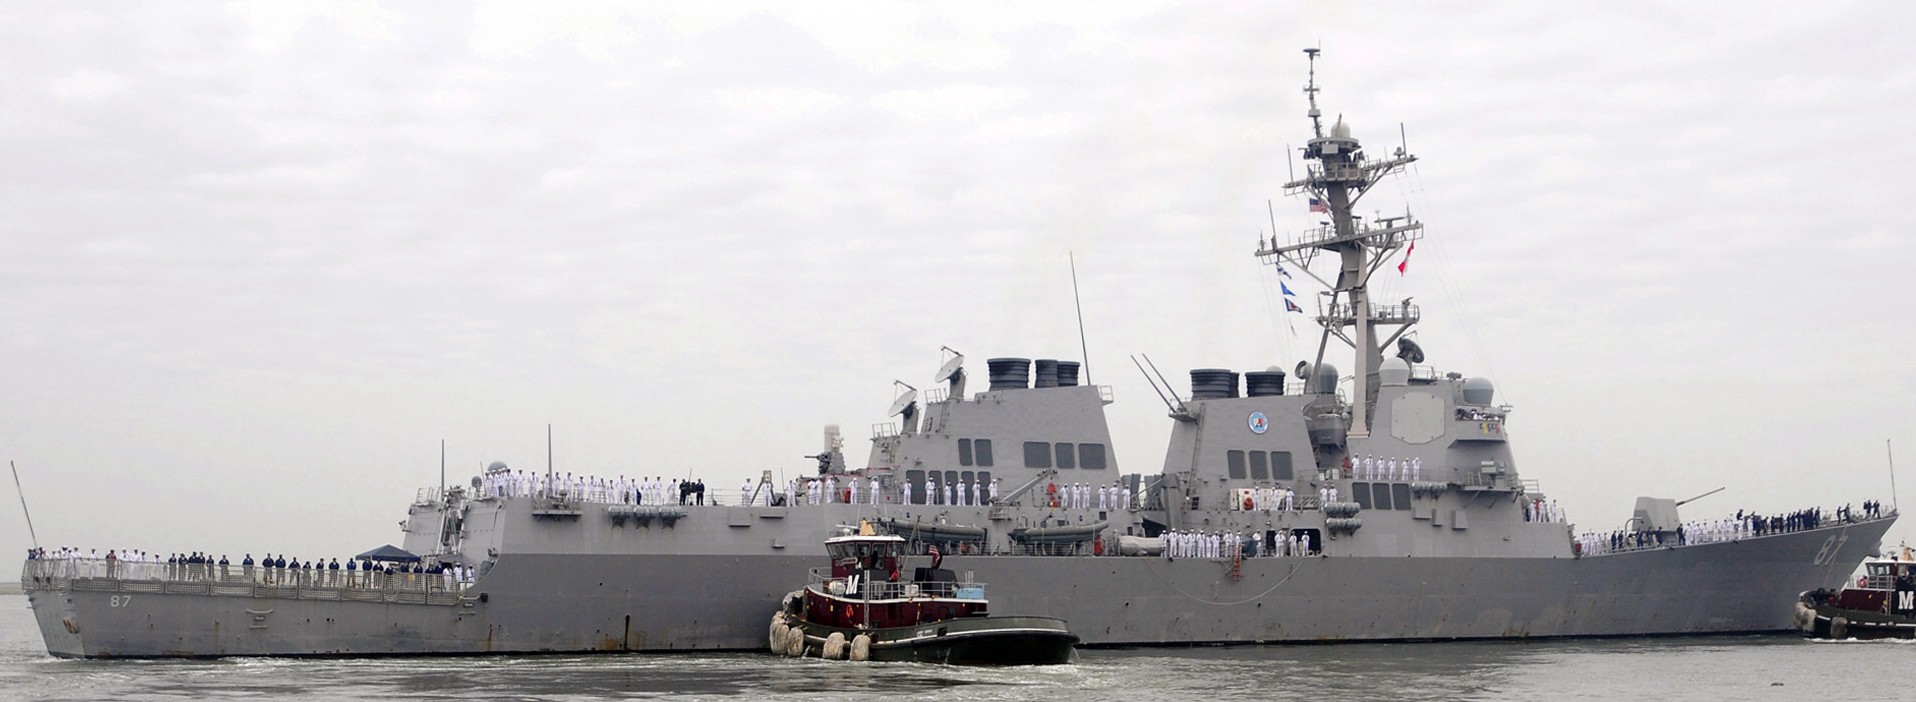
3, 2, 1913, 564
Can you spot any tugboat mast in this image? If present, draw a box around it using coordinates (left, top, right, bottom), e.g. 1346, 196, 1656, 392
1258, 48, 1422, 439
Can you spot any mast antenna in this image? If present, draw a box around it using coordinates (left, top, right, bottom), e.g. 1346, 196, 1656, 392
1890, 439, 1900, 512
9, 461, 38, 549
439, 439, 446, 499
1070, 252, 1092, 384
1303, 47, 1323, 138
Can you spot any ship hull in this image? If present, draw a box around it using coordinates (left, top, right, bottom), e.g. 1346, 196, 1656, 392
28, 517, 1891, 657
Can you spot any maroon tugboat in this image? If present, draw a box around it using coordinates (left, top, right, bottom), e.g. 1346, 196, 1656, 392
769, 529, 1076, 664
1796, 546, 1916, 639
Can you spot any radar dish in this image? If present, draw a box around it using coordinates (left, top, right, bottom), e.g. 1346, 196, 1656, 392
1397, 338, 1426, 364
1294, 361, 1312, 379
887, 388, 919, 417
935, 354, 965, 383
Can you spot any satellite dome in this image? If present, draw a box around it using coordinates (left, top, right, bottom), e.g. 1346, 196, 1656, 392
1309, 363, 1340, 395
1378, 357, 1411, 387
1332, 117, 1352, 139
487, 460, 508, 473
1461, 377, 1495, 406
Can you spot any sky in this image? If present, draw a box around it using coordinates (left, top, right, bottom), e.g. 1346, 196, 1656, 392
3, 1, 1913, 566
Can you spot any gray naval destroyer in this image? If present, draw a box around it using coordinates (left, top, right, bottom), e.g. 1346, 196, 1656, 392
23, 51, 1897, 657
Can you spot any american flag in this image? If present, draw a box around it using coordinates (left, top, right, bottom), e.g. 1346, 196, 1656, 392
927, 544, 939, 558
1308, 197, 1328, 213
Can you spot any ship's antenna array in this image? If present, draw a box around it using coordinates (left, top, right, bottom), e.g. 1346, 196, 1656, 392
1070, 252, 1092, 384
1303, 47, 1323, 138
1889, 439, 1900, 512
1130, 355, 1177, 413
9, 461, 38, 549
1255, 47, 1422, 439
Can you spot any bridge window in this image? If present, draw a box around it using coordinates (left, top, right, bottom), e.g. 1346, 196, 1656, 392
1372, 482, 1394, 511
1248, 451, 1269, 480
1226, 450, 1247, 479
1270, 451, 1294, 481
958, 439, 973, 467
1391, 483, 1412, 510
1055, 443, 1076, 469
1352, 482, 1372, 510
1024, 441, 1051, 468
974, 439, 994, 467
1079, 443, 1107, 470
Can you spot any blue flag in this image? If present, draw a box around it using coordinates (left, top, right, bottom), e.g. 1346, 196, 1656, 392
1281, 281, 1296, 297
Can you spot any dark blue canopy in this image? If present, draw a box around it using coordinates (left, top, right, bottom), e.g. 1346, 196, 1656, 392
353, 544, 421, 563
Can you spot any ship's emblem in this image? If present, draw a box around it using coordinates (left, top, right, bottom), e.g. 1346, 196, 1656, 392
1248, 411, 1269, 435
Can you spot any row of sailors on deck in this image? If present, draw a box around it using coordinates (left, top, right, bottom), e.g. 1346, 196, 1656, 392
24, 548, 473, 587
482, 470, 706, 506
1525, 498, 1564, 523
1162, 530, 1316, 559
1576, 503, 1867, 556
1044, 482, 1130, 511
1343, 455, 1424, 482
1243, 486, 1306, 511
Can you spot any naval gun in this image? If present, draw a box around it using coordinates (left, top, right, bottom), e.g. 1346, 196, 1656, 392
1630, 487, 1725, 535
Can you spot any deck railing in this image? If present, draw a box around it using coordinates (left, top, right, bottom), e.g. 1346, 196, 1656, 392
19, 558, 469, 605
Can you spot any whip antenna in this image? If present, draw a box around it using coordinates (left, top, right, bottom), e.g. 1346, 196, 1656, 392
1070, 252, 1092, 384
10, 461, 38, 549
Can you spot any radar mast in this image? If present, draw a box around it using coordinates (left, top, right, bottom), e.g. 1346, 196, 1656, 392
1257, 48, 1422, 439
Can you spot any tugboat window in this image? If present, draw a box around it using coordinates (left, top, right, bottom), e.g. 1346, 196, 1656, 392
1055, 443, 1076, 469
1248, 451, 1269, 480
958, 439, 973, 467
1269, 451, 1294, 481
1226, 450, 1247, 479
1024, 442, 1052, 468
974, 439, 994, 467
1079, 443, 1106, 470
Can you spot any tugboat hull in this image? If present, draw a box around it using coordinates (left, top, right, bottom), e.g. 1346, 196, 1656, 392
782, 614, 1077, 665
1796, 592, 1916, 640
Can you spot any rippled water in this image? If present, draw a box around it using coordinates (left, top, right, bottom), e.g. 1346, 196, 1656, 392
1, 594, 1907, 701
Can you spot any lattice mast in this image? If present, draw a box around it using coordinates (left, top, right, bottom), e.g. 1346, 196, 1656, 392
1257, 48, 1423, 439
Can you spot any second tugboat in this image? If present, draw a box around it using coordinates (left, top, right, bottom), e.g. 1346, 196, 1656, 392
770, 525, 1077, 664
1796, 546, 1916, 640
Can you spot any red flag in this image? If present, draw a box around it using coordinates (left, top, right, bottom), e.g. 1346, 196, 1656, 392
1397, 240, 1416, 275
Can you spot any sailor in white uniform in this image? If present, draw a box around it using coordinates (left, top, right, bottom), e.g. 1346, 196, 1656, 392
739, 479, 753, 506
902, 479, 914, 505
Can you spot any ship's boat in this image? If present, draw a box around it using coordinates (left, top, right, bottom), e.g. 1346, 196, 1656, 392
769, 529, 1077, 664
1796, 547, 1916, 640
